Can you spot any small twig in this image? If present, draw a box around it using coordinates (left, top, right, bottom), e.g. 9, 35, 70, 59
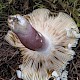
9, 75, 16, 80
8, 65, 16, 72
6, 51, 19, 63
43, 0, 57, 9
0, 50, 19, 67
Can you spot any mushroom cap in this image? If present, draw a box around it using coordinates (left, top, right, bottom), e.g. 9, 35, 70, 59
5, 8, 80, 80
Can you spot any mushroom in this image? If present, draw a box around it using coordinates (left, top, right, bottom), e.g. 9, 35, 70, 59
5, 8, 80, 80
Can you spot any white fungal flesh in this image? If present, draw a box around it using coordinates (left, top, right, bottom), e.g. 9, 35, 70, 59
61, 70, 68, 80
52, 71, 59, 78
52, 70, 68, 80
66, 28, 80, 38
72, 31, 80, 38
9, 14, 27, 26
5, 8, 80, 80
16, 70, 23, 79
15, 14, 27, 26
68, 43, 77, 49
66, 28, 80, 49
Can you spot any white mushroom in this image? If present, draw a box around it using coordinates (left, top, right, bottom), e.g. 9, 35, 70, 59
5, 8, 80, 80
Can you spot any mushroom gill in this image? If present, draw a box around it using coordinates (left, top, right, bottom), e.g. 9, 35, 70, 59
5, 8, 80, 80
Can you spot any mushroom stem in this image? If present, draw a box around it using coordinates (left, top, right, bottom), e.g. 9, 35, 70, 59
14, 23, 48, 51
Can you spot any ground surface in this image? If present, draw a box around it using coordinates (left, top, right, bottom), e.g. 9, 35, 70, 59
0, 0, 80, 80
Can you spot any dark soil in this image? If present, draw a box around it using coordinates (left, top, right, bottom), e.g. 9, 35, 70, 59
0, 0, 80, 80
